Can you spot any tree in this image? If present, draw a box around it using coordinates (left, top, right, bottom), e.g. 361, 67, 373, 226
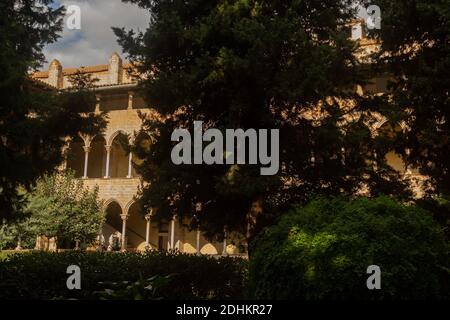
0, 221, 16, 250
115, 0, 409, 244
367, 0, 450, 196
0, 0, 106, 220
249, 196, 449, 299
0, 215, 35, 250
22, 171, 104, 248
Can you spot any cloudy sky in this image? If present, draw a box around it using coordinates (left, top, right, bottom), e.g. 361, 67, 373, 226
42, 0, 150, 69
43, 1, 368, 70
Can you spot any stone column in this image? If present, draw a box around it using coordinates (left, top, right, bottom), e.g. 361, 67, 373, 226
341, 147, 346, 166
128, 91, 134, 110
95, 95, 101, 113
127, 152, 133, 178
145, 211, 153, 251
405, 148, 412, 174
120, 214, 129, 252
196, 228, 201, 254
170, 215, 177, 251
373, 151, 379, 171
83, 146, 90, 179
104, 145, 111, 178
193, 207, 202, 254
222, 226, 228, 256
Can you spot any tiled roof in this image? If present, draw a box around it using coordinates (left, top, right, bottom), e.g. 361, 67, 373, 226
90, 81, 137, 89
27, 77, 57, 89
27, 76, 137, 91
32, 63, 134, 78
32, 71, 49, 78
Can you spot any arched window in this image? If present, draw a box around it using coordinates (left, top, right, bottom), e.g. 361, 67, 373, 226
110, 132, 129, 178
126, 201, 147, 249
88, 135, 107, 178
66, 136, 85, 178
102, 201, 123, 251
105, 201, 122, 231
131, 132, 152, 177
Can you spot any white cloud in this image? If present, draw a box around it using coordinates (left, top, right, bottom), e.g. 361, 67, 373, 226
42, 0, 150, 69
42, 1, 372, 70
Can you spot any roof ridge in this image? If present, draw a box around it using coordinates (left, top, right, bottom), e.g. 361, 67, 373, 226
31, 62, 134, 78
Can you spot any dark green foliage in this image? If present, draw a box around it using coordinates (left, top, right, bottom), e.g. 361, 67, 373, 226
0, 251, 248, 300
0, 171, 104, 250
0, 1, 106, 221
94, 274, 173, 300
416, 196, 450, 241
367, 0, 450, 196
0, 224, 16, 250
24, 171, 105, 246
248, 196, 450, 299
0, 216, 35, 250
115, 0, 408, 242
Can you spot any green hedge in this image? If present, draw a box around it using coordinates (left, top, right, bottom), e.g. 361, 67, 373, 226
0, 250, 16, 261
248, 196, 450, 300
0, 251, 248, 300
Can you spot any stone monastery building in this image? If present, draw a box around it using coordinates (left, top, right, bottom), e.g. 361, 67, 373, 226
31, 21, 418, 255
32, 51, 236, 255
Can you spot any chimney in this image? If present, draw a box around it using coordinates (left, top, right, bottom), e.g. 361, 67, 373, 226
108, 52, 123, 85
48, 59, 63, 89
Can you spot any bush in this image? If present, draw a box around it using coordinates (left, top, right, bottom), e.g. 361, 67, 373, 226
0, 250, 17, 262
248, 196, 450, 300
0, 251, 248, 300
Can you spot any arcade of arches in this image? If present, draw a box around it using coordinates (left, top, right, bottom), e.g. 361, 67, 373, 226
67, 132, 135, 179
100, 199, 243, 255
66, 133, 244, 255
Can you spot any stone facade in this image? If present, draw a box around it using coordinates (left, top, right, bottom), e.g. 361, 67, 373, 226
33, 52, 242, 255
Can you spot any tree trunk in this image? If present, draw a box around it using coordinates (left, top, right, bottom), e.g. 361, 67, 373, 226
245, 197, 264, 258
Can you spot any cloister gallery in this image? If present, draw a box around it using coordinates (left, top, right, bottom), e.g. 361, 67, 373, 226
32, 53, 244, 255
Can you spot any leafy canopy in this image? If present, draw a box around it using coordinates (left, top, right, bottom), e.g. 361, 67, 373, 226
249, 196, 450, 299
0, 0, 106, 220
24, 171, 105, 245
369, 0, 450, 196
115, 0, 409, 240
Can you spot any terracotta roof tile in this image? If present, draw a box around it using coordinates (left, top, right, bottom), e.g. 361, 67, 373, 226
33, 71, 49, 78
26, 77, 57, 89
62, 65, 109, 75
31, 62, 135, 79
91, 81, 137, 89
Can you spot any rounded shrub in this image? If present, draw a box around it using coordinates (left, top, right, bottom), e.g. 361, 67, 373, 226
249, 196, 450, 300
